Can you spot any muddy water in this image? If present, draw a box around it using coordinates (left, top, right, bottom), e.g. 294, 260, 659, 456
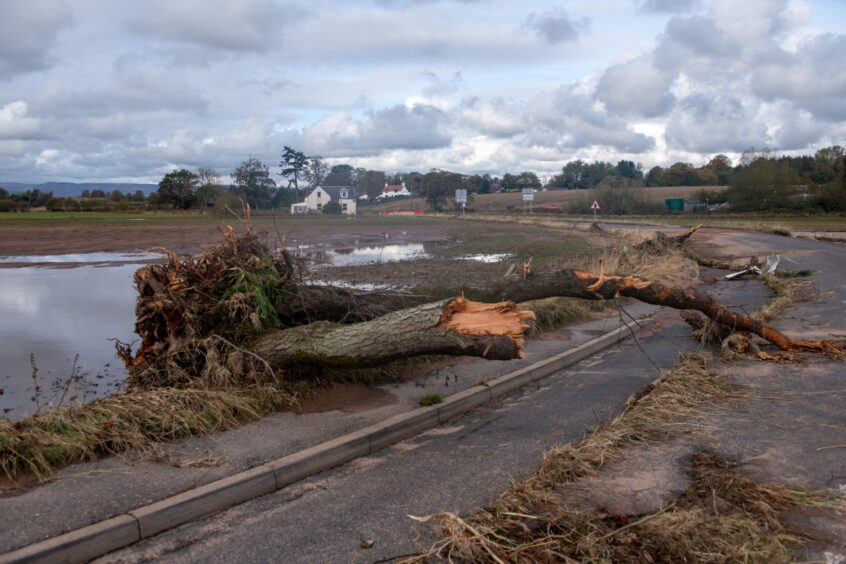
0, 254, 147, 419
295, 383, 398, 413
0, 244, 425, 420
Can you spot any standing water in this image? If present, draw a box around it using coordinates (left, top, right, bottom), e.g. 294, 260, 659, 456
0, 253, 153, 419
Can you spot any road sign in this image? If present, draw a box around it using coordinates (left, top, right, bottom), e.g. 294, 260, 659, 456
590, 200, 601, 210
522, 188, 534, 202
455, 189, 467, 204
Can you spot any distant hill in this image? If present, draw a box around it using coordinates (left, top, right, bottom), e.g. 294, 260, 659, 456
0, 181, 158, 197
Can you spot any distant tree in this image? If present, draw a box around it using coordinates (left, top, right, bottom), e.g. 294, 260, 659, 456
403, 171, 424, 196
195, 167, 222, 207
90, 189, 106, 198
812, 145, 845, 184
468, 174, 492, 194
0, 187, 7, 198
662, 162, 700, 186
110, 189, 124, 201
303, 156, 330, 188
704, 154, 733, 185
616, 160, 638, 180
197, 166, 220, 187
324, 164, 355, 186
500, 173, 520, 192
131, 189, 146, 202
517, 171, 541, 190
420, 170, 469, 211
358, 170, 387, 200
232, 158, 277, 209
645, 166, 664, 187
81, 189, 91, 198
322, 200, 342, 215
728, 153, 799, 211
279, 146, 308, 200
157, 169, 199, 209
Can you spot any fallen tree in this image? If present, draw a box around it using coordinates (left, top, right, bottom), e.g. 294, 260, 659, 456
501, 264, 842, 355
122, 224, 840, 390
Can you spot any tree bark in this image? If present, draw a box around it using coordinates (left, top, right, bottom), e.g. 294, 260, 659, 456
274, 284, 425, 326
253, 297, 535, 369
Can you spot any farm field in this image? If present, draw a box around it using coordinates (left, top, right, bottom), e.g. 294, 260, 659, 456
369, 185, 718, 213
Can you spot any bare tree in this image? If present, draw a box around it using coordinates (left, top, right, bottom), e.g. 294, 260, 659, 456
303, 156, 330, 189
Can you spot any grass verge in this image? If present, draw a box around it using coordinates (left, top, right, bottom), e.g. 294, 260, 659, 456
0, 384, 299, 481
407, 353, 836, 562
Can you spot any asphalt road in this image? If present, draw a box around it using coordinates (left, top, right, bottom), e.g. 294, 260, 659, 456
98, 229, 845, 563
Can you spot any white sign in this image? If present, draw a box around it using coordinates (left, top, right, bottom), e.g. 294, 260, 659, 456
455, 189, 467, 203
522, 188, 534, 202
590, 199, 601, 211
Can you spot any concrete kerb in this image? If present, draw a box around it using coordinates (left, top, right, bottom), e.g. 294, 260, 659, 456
0, 318, 647, 564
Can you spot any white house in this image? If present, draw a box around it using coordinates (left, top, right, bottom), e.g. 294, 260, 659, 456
290, 202, 308, 214
304, 185, 357, 215
377, 182, 411, 199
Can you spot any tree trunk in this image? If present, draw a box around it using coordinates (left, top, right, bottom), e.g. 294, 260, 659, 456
274, 284, 425, 326
253, 297, 535, 369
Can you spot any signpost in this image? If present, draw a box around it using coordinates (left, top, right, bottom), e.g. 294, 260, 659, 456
455, 189, 467, 216
522, 188, 534, 214
590, 199, 601, 219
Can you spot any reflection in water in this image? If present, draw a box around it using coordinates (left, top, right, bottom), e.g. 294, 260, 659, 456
460, 253, 513, 263
297, 243, 428, 267
0, 265, 139, 419
0, 251, 163, 265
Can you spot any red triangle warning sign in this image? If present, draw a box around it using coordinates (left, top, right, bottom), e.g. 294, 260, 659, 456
590, 200, 601, 210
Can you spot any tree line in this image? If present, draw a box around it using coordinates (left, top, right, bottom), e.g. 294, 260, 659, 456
1, 145, 843, 214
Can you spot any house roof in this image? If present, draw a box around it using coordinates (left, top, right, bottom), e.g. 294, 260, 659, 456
316, 185, 356, 200
384, 184, 405, 192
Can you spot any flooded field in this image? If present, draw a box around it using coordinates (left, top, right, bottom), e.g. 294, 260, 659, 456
0, 255, 149, 419
0, 243, 440, 419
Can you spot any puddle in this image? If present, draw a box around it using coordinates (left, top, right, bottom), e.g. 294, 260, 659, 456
296, 383, 398, 413
0, 264, 138, 419
294, 243, 428, 267
459, 253, 513, 263
0, 251, 163, 267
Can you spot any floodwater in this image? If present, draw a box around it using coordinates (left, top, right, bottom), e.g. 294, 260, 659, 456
0, 244, 427, 420
0, 253, 150, 419
296, 243, 427, 267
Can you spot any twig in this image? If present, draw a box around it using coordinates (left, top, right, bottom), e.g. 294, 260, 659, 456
598, 502, 676, 540
816, 444, 846, 451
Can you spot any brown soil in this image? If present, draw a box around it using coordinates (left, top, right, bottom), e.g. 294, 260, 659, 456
0, 217, 455, 256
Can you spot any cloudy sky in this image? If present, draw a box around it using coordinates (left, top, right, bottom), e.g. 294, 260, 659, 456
0, 0, 844, 183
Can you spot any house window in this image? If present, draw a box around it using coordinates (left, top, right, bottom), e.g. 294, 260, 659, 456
341, 189, 348, 199
317, 203, 322, 210
342, 203, 348, 211
317, 191, 321, 199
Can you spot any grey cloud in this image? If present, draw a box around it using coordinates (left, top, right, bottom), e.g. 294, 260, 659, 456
0, 0, 72, 79
522, 85, 655, 153
128, 0, 301, 53
301, 104, 452, 157
664, 95, 768, 153
634, 0, 701, 14
752, 33, 846, 121
526, 8, 588, 44
596, 54, 676, 117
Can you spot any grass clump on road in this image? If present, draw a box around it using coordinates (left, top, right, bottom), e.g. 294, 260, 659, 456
408, 353, 836, 563
418, 394, 443, 407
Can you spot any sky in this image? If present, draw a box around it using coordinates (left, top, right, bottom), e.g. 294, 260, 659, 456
0, 0, 844, 184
